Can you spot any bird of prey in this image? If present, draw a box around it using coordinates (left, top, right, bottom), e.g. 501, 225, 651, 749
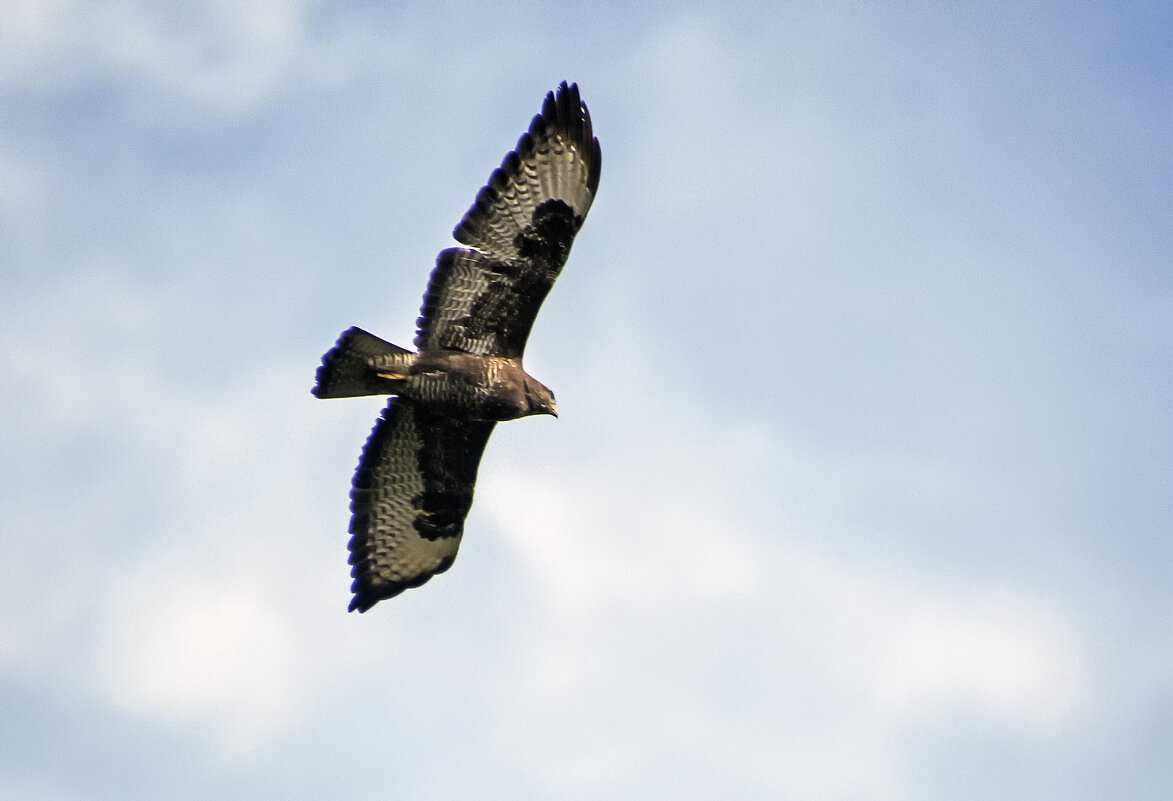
313, 82, 601, 612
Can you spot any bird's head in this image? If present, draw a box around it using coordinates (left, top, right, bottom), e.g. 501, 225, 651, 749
523, 375, 558, 418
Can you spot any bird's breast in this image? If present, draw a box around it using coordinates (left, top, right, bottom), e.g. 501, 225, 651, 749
407, 353, 529, 421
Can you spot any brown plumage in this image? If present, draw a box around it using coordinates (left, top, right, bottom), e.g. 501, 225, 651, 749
313, 82, 600, 612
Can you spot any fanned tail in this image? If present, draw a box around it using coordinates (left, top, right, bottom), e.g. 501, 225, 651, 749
312, 327, 415, 399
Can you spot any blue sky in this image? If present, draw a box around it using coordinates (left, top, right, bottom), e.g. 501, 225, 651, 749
2, 3, 1171, 800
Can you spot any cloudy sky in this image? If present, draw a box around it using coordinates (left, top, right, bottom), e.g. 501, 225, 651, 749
2, 2, 1171, 800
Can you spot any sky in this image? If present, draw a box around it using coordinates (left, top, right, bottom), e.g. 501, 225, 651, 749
1, 2, 1171, 800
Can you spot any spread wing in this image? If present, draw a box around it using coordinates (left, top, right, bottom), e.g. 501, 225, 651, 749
415, 81, 602, 358
347, 399, 496, 612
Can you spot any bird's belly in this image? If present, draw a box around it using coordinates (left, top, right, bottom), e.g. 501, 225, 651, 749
407, 367, 526, 421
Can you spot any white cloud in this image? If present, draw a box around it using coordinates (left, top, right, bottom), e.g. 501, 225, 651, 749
469, 400, 1106, 799
0, 0, 386, 116
0, 270, 384, 750
0, 777, 80, 801
871, 592, 1082, 729
0, 142, 53, 220
103, 0, 307, 113
93, 558, 303, 749
0, 0, 73, 80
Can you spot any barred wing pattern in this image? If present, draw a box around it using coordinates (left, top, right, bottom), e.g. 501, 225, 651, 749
415, 81, 601, 358
347, 399, 496, 612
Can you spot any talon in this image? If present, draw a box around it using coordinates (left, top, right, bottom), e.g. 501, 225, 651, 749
377, 371, 408, 380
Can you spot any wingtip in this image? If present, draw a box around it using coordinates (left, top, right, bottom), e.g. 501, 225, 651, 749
348, 592, 382, 613
348, 580, 406, 613
346, 573, 431, 612
548, 80, 575, 109
543, 81, 600, 189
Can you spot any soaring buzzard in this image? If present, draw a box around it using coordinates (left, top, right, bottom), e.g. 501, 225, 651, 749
313, 82, 601, 612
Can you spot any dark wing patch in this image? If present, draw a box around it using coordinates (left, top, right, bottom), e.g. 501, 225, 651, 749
415, 81, 601, 358
453, 81, 601, 257
347, 399, 496, 612
417, 199, 577, 357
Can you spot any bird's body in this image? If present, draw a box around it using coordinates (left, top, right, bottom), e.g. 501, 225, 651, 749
313, 82, 600, 612
316, 329, 554, 422
407, 352, 554, 421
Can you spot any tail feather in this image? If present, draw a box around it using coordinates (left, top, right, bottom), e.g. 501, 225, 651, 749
313, 327, 415, 399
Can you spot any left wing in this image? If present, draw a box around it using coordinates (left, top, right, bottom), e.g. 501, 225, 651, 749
415, 81, 601, 358
347, 398, 496, 612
